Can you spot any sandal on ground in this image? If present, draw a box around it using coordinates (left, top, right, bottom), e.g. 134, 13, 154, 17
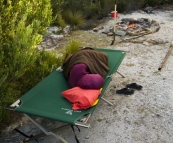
126, 83, 143, 90
116, 88, 134, 95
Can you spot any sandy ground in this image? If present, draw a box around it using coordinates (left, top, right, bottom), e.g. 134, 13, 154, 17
1, 6, 173, 143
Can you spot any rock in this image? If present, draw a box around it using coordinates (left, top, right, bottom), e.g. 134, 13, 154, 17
93, 26, 104, 32
142, 6, 154, 14
85, 135, 90, 139
115, 30, 127, 36
47, 26, 60, 34
149, 20, 160, 33
39, 34, 64, 50
107, 32, 114, 36
93, 28, 99, 32
63, 25, 71, 34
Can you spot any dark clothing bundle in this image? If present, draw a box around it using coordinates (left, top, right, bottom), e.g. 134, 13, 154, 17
62, 48, 109, 79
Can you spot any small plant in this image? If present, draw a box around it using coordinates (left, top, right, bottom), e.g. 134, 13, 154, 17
52, 14, 67, 33
65, 40, 81, 54
84, 3, 99, 19
63, 11, 85, 29
57, 14, 67, 31
117, 0, 145, 12
18, 49, 61, 92
61, 40, 81, 62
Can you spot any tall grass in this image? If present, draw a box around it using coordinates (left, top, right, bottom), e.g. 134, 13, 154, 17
65, 40, 81, 54
62, 11, 85, 29
61, 40, 81, 62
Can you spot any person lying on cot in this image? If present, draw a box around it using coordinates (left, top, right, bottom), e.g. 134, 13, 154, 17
62, 48, 109, 89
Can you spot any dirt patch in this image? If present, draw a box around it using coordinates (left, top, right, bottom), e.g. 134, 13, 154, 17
57, 18, 113, 49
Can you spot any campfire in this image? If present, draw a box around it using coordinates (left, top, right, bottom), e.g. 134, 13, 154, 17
93, 18, 160, 37
115, 18, 160, 36
128, 23, 138, 29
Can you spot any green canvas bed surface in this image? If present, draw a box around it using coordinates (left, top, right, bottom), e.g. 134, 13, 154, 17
8, 48, 126, 142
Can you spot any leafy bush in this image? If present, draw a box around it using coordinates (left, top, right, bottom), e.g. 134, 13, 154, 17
51, 0, 66, 30
98, 0, 114, 16
61, 0, 84, 13
116, 0, 145, 12
62, 11, 85, 29
84, 3, 100, 19
61, 40, 81, 62
51, 0, 64, 15
0, 0, 55, 127
17, 50, 61, 93
64, 40, 81, 54
53, 14, 67, 32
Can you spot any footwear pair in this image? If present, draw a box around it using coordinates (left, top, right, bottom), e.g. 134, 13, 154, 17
126, 83, 143, 90
116, 83, 142, 95
116, 87, 134, 95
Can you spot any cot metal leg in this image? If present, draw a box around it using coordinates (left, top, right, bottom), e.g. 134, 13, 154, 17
75, 121, 90, 128
24, 114, 68, 143
101, 97, 113, 106
78, 114, 91, 124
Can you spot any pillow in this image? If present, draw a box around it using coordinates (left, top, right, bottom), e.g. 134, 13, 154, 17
77, 74, 104, 89
68, 63, 90, 88
62, 87, 101, 110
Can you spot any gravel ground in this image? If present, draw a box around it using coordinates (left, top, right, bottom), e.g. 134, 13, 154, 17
1, 6, 173, 143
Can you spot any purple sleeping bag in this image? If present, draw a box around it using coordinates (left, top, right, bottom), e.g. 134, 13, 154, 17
68, 63, 104, 89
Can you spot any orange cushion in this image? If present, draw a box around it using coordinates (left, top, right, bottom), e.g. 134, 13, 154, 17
62, 87, 101, 110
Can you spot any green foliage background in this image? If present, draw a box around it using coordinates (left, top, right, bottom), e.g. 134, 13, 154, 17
0, 0, 59, 128
50, 0, 173, 29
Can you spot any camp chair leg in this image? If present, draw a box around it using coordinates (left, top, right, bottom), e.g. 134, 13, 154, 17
24, 114, 68, 143
101, 97, 113, 106
117, 71, 125, 78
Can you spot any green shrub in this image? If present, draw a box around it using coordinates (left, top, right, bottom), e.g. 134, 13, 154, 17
65, 40, 81, 54
116, 0, 145, 12
61, 0, 84, 13
62, 11, 85, 29
0, 0, 53, 128
18, 50, 61, 93
84, 3, 100, 18
51, 0, 66, 30
0, 49, 61, 126
98, 0, 114, 17
61, 40, 81, 61
52, 14, 67, 32
51, 0, 64, 15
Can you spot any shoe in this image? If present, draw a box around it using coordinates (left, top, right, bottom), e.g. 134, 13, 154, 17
126, 83, 142, 90
116, 88, 134, 95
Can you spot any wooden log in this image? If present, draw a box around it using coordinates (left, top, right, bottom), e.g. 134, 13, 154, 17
158, 41, 173, 71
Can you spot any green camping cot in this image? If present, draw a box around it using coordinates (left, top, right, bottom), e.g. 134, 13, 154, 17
7, 48, 126, 143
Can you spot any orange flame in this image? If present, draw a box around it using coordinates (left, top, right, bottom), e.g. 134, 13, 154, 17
128, 23, 136, 28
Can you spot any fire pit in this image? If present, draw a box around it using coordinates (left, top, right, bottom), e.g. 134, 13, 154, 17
115, 18, 160, 36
